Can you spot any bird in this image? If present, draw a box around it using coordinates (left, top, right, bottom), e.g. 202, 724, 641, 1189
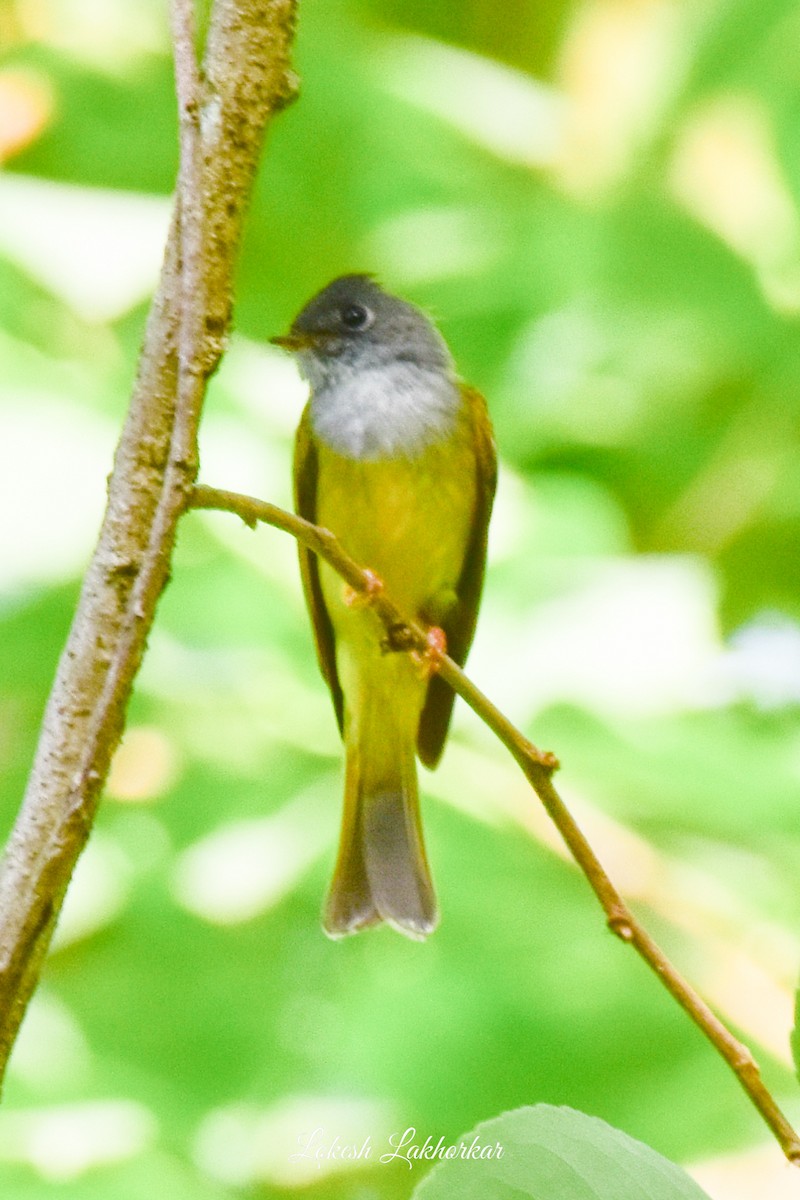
272, 274, 496, 939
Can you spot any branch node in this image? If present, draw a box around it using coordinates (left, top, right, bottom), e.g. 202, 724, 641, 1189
735, 1049, 760, 1075
276, 68, 301, 111
170, 454, 199, 482
537, 749, 560, 774
521, 742, 559, 776
607, 912, 635, 941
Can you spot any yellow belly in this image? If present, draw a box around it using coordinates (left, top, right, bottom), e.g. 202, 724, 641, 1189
315, 421, 477, 631
314, 413, 478, 736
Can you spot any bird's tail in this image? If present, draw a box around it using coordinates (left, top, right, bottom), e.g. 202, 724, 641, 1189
323, 693, 438, 940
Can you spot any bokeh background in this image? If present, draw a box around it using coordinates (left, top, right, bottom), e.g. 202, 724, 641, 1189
1, 0, 800, 1197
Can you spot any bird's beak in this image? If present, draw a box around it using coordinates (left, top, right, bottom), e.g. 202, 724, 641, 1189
269, 330, 319, 352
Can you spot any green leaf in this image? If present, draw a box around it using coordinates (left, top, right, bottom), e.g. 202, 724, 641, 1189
411, 1106, 712, 1200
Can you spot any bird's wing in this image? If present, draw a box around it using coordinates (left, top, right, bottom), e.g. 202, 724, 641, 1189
417, 384, 497, 767
294, 404, 345, 735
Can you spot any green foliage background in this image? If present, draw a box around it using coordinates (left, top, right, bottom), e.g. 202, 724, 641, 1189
1, 0, 800, 1196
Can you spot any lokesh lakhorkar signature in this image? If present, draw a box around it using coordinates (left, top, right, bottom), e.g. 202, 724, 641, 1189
289, 1125, 505, 1170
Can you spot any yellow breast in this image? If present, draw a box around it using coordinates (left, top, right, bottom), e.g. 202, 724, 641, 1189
315, 410, 478, 630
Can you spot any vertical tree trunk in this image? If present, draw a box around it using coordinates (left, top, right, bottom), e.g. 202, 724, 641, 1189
0, 0, 298, 1087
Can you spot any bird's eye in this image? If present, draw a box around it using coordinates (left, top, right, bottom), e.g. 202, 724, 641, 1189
340, 303, 371, 330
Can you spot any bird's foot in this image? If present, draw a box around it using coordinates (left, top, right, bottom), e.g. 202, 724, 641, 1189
411, 625, 447, 678
381, 622, 415, 654
344, 569, 384, 608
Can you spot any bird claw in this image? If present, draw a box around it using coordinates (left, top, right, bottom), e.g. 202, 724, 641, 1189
411, 626, 447, 678
380, 623, 416, 654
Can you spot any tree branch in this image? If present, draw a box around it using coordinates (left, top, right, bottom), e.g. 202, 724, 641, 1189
189, 482, 800, 1167
171, 0, 206, 466
0, 0, 298, 1088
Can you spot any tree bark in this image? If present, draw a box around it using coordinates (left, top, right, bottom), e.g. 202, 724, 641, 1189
0, 0, 297, 1087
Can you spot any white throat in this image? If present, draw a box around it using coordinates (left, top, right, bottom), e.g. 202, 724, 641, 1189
305, 358, 461, 461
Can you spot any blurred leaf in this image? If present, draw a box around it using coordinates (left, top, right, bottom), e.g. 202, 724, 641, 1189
411, 1105, 712, 1200
6, 48, 176, 192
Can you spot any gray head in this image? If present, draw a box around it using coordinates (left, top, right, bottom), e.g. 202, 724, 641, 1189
273, 275, 453, 381
273, 275, 460, 459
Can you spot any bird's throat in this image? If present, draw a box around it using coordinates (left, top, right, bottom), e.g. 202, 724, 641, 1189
308, 361, 461, 461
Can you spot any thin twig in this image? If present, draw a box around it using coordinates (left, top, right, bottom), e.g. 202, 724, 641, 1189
190, 482, 800, 1167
